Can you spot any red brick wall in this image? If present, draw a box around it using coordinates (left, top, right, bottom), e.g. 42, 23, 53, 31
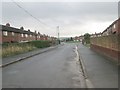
2, 32, 12, 43
3, 32, 22, 43
90, 44, 119, 63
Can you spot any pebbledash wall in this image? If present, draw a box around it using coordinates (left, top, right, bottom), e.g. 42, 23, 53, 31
90, 35, 120, 64
90, 18, 120, 64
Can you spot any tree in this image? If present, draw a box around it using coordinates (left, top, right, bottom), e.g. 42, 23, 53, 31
84, 33, 90, 44
70, 37, 73, 41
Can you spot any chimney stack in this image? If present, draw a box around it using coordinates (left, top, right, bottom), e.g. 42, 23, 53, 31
20, 26, 24, 30
6, 23, 10, 27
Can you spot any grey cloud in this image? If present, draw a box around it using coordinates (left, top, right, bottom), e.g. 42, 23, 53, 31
2, 2, 117, 18
2, 2, 118, 37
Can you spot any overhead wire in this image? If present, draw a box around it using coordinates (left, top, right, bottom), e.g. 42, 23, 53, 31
11, 0, 54, 30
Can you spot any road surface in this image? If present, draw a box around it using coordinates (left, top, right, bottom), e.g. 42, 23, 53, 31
3, 43, 85, 88
2, 43, 118, 88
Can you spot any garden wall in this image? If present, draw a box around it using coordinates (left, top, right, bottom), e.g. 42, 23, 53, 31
90, 35, 120, 64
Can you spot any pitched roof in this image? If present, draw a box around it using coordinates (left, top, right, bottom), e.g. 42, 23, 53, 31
1, 25, 35, 35
102, 18, 120, 34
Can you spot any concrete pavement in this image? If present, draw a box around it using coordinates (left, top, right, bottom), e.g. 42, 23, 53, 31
77, 43, 118, 88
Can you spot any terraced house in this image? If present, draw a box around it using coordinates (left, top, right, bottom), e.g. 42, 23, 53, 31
0, 23, 54, 44
102, 18, 120, 36
90, 18, 120, 63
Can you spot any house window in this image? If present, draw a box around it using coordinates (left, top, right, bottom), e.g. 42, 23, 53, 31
12, 32, 15, 36
113, 24, 116, 29
30, 34, 32, 37
25, 34, 28, 37
3, 31, 8, 36
37, 36, 40, 38
21, 34, 24, 37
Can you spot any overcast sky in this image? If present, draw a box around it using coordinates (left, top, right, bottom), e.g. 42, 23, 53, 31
2, 1, 118, 37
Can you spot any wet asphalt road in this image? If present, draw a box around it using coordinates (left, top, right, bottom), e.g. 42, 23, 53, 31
3, 43, 85, 88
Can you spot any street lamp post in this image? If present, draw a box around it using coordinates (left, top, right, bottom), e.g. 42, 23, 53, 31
57, 26, 60, 44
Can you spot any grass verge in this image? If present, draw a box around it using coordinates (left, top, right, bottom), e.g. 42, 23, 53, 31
2, 40, 52, 58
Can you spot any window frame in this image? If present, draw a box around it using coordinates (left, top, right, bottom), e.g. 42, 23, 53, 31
3, 31, 8, 36
113, 24, 116, 29
25, 34, 28, 38
21, 33, 24, 37
11, 32, 15, 36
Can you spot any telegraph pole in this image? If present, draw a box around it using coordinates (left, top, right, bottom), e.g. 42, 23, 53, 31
57, 26, 60, 44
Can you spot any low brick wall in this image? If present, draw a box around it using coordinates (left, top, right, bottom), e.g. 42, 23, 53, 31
90, 35, 120, 64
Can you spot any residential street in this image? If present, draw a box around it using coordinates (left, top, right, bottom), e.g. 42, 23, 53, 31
1, 2, 119, 89
2, 43, 86, 88
2, 43, 118, 88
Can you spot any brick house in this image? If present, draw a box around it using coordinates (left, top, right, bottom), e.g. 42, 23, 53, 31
0, 23, 56, 44
102, 18, 120, 36
90, 18, 120, 63
74, 36, 80, 41
0, 24, 38, 43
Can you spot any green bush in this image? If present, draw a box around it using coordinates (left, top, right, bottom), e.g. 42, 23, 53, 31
27, 40, 51, 48
83, 33, 90, 44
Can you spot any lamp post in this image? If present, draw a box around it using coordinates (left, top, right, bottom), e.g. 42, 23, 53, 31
57, 26, 60, 44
